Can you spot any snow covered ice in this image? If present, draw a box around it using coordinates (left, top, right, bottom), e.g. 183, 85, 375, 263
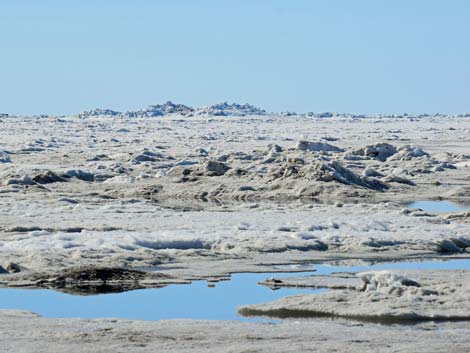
1, 104, 470, 352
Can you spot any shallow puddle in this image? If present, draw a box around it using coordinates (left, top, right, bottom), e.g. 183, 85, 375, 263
0, 271, 319, 322
1, 259, 470, 321
405, 200, 470, 213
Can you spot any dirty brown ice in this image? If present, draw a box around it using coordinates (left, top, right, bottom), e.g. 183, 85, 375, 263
1, 105, 470, 352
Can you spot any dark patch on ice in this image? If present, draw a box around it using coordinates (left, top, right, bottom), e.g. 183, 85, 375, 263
31, 267, 173, 295
32, 171, 67, 184
5, 226, 122, 233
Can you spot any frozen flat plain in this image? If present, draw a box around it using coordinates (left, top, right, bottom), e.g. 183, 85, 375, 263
1, 108, 470, 351
4, 309, 470, 353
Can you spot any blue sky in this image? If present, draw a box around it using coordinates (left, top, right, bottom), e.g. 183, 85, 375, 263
1, 0, 469, 115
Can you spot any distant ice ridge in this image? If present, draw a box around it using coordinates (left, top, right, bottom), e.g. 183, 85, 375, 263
78, 101, 267, 118
124, 101, 194, 117
73, 102, 470, 119
78, 108, 121, 117
193, 102, 266, 117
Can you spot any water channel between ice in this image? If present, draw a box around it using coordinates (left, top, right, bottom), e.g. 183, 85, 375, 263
2, 259, 470, 321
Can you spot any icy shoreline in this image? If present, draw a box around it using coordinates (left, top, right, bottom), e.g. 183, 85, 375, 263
2, 309, 470, 353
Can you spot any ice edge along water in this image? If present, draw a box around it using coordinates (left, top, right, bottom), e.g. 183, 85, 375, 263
2, 259, 470, 321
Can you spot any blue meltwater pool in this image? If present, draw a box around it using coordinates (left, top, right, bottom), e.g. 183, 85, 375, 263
1, 259, 470, 321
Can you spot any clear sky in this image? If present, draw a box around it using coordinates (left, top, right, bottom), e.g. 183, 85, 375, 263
1, 0, 469, 115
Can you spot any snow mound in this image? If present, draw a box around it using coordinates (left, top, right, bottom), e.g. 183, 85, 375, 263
131, 150, 166, 163
62, 169, 95, 182
2, 172, 34, 186
299, 161, 388, 190
202, 160, 231, 176
358, 271, 420, 292
352, 143, 398, 161
0, 151, 11, 163
388, 145, 429, 161
296, 141, 344, 153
